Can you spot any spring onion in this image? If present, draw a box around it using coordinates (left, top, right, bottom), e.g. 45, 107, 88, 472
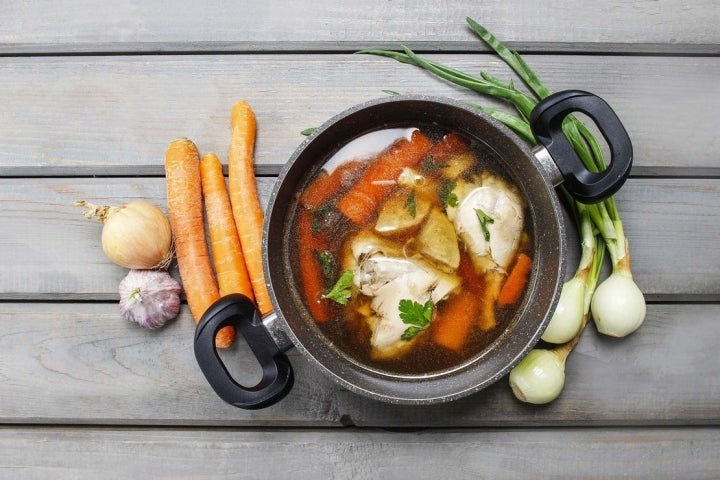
542, 204, 595, 344
511, 233, 605, 404
360, 17, 647, 400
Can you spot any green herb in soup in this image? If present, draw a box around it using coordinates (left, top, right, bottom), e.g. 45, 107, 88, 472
292, 127, 533, 374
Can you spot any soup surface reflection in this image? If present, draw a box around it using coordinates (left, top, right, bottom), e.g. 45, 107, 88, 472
290, 126, 533, 374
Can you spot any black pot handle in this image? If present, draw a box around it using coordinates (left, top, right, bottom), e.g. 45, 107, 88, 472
194, 294, 294, 410
529, 90, 633, 203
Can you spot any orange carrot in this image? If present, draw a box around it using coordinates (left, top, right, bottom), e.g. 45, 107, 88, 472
296, 208, 333, 323
336, 130, 433, 224
300, 159, 366, 209
426, 132, 469, 163
165, 139, 234, 348
497, 253, 533, 307
200, 152, 254, 301
433, 290, 480, 352
228, 100, 273, 316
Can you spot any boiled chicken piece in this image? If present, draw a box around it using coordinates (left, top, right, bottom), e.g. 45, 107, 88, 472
345, 231, 460, 359
446, 171, 525, 273
446, 172, 525, 329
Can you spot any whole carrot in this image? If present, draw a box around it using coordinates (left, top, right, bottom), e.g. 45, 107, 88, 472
200, 152, 255, 302
228, 100, 273, 316
164, 139, 232, 348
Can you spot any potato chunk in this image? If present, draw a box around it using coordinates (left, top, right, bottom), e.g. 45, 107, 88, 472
374, 191, 430, 235
416, 207, 460, 269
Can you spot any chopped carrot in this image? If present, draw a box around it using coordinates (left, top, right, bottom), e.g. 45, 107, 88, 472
165, 139, 234, 348
299, 159, 366, 209
497, 253, 533, 307
433, 290, 480, 352
426, 132, 469, 163
228, 100, 273, 316
200, 152, 254, 301
336, 130, 433, 224
296, 207, 333, 323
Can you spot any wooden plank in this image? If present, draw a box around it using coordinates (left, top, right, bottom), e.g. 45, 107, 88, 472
0, 302, 717, 426
1, 0, 718, 54
0, 177, 717, 299
0, 54, 718, 175
0, 426, 718, 479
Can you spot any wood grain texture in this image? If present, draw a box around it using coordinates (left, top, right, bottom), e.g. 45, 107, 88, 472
1, 0, 718, 54
1, 426, 718, 480
0, 178, 717, 300
0, 302, 717, 427
0, 54, 718, 175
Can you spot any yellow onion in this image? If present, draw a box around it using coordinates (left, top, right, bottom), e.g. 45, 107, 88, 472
76, 200, 173, 269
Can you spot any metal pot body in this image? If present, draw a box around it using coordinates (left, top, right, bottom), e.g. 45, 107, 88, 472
194, 94, 632, 408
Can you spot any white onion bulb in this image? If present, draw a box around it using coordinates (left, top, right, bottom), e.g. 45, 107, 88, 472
509, 349, 566, 404
542, 276, 585, 344
77, 200, 173, 270
591, 271, 646, 337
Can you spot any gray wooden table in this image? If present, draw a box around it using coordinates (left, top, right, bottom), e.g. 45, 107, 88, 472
1, 1, 719, 478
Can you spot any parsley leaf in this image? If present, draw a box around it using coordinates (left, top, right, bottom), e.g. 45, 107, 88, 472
421, 155, 449, 173
404, 190, 417, 218
312, 204, 336, 233
438, 181, 459, 208
474, 208, 495, 241
314, 250, 336, 282
322, 270, 354, 305
401, 326, 428, 341
398, 299, 434, 340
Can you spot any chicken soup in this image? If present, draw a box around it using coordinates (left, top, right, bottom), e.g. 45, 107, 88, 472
290, 126, 533, 374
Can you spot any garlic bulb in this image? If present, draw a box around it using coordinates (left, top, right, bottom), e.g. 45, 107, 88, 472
76, 200, 173, 270
118, 269, 181, 329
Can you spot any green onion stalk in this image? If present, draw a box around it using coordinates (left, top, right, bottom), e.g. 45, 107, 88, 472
358, 17, 646, 341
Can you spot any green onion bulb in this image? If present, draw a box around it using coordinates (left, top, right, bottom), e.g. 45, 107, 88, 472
509, 349, 566, 404
591, 271, 646, 337
542, 276, 585, 344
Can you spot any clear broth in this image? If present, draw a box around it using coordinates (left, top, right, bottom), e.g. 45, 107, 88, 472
288, 125, 533, 375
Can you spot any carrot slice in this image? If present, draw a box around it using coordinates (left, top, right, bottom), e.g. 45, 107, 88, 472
433, 290, 480, 352
165, 139, 234, 348
336, 130, 433, 224
497, 253, 533, 307
228, 100, 273, 316
296, 208, 333, 323
426, 132, 469, 163
300, 159, 366, 209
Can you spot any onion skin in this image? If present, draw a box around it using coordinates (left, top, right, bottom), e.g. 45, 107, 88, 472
77, 200, 173, 270
102, 201, 173, 270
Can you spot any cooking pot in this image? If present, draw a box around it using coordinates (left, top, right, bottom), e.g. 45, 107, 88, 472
194, 91, 632, 409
